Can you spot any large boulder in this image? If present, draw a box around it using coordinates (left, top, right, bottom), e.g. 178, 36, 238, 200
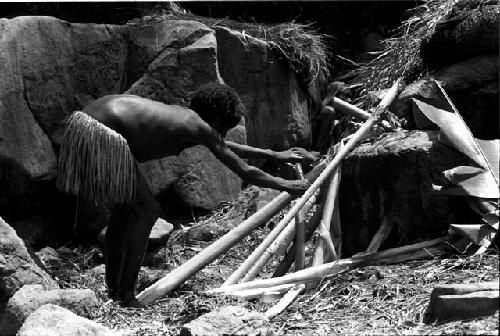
391, 55, 498, 139
17, 304, 121, 336
1, 15, 317, 219
339, 130, 479, 256
0, 15, 126, 212
215, 26, 312, 153
127, 19, 244, 210
0, 284, 99, 336
0, 217, 58, 311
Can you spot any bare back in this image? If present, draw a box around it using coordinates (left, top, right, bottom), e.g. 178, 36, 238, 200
83, 95, 205, 162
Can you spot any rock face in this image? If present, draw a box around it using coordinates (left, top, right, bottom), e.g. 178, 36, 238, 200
392, 55, 498, 139
3, 15, 318, 218
0, 284, 99, 336
339, 131, 477, 256
216, 27, 312, 152
0, 217, 58, 311
17, 304, 121, 336
180, 305, 270, 336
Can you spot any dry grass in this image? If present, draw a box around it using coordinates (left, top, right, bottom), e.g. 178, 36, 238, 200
129, 3, 332, 84
46, 190, 499, 336
351, 0, 492, 100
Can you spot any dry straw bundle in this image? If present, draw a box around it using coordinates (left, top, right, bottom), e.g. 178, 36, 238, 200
136, 3, 331, 84
57, 111, 137, 206
353, 0, 492, 96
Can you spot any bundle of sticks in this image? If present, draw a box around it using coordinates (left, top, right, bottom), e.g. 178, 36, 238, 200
136, 79, 452, 317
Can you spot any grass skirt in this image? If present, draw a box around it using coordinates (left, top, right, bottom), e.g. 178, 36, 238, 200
57, 111, 137, 206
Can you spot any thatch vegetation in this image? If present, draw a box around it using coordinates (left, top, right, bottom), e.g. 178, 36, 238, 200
134, 2, 332, 84
351, 0, 493, 97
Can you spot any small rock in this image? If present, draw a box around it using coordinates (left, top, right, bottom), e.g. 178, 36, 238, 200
0, 284, 99, 336
35, 247, 62, 268
149, 218, 174, 248
17, 304, 121, 336
0, 217, 59, 307
180, 305, 270, 336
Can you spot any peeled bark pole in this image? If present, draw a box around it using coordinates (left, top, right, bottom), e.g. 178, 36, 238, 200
221, 78, 402, 288
273, 205, 324, 278
239, 191, 320, 283
365, 216, 393, 253
137, 162, 326, 305
208, 236, 447, 295
332, 97, 371, 120
311, 163, 342, 266
294, 163, 306, 271
265, 284, 306, 320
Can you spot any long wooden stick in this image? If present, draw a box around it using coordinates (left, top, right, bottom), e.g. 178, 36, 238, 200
240, 192, 320, 283
294, 163, 306, 271
311, 164, 341, 266
265, 284, 305, 319
272, 205, 324, 277
332, 97, 371, 120
137, 162, 326, 304
222, 79, 402, 288
365, 216, 393, 253
208, 236, 447, 295
227, 284, 297, 300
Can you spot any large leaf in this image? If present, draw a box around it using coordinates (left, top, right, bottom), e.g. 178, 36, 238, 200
412, 99, 489, 169
440, 166, 499, 198
449, 224, 497, 247
413, 98, 499, 198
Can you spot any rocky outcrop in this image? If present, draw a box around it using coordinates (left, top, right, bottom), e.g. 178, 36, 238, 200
215, 26, 312, 152
339, 130, 477, 256
0, 217, 58, 311
4, 15, 319, 218
392, 55, 498, 139
17, 304, 121, 336
180, 305, 270, 336
0, 284, 98, 336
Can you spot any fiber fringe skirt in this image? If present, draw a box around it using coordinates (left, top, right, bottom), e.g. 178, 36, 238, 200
57, 111, 137, 206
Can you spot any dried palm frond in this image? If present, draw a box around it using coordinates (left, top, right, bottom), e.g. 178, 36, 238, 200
57, 111, 137, 206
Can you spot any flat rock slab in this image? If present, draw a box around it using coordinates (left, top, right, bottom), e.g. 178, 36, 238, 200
180, 305, 270, 336
17, 304, 121, 336
426, 282, 500, 323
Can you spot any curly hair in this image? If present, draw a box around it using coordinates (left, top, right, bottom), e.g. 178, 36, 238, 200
189, 83, 245, 128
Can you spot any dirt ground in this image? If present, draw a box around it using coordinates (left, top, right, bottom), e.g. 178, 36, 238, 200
50, 193, 499, 336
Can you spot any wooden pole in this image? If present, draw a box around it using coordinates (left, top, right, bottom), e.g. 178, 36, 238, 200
136, 162, 326, 305
332, 97, 371, 120
365, 216, 393, 253
208, 236, 448, 295
311, 163, 341, 266
239, 191, 320, 283
294, 163, 306, 271
222, 78, 402, 287
265, 284, 305, 319
272, 205, 323, 278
